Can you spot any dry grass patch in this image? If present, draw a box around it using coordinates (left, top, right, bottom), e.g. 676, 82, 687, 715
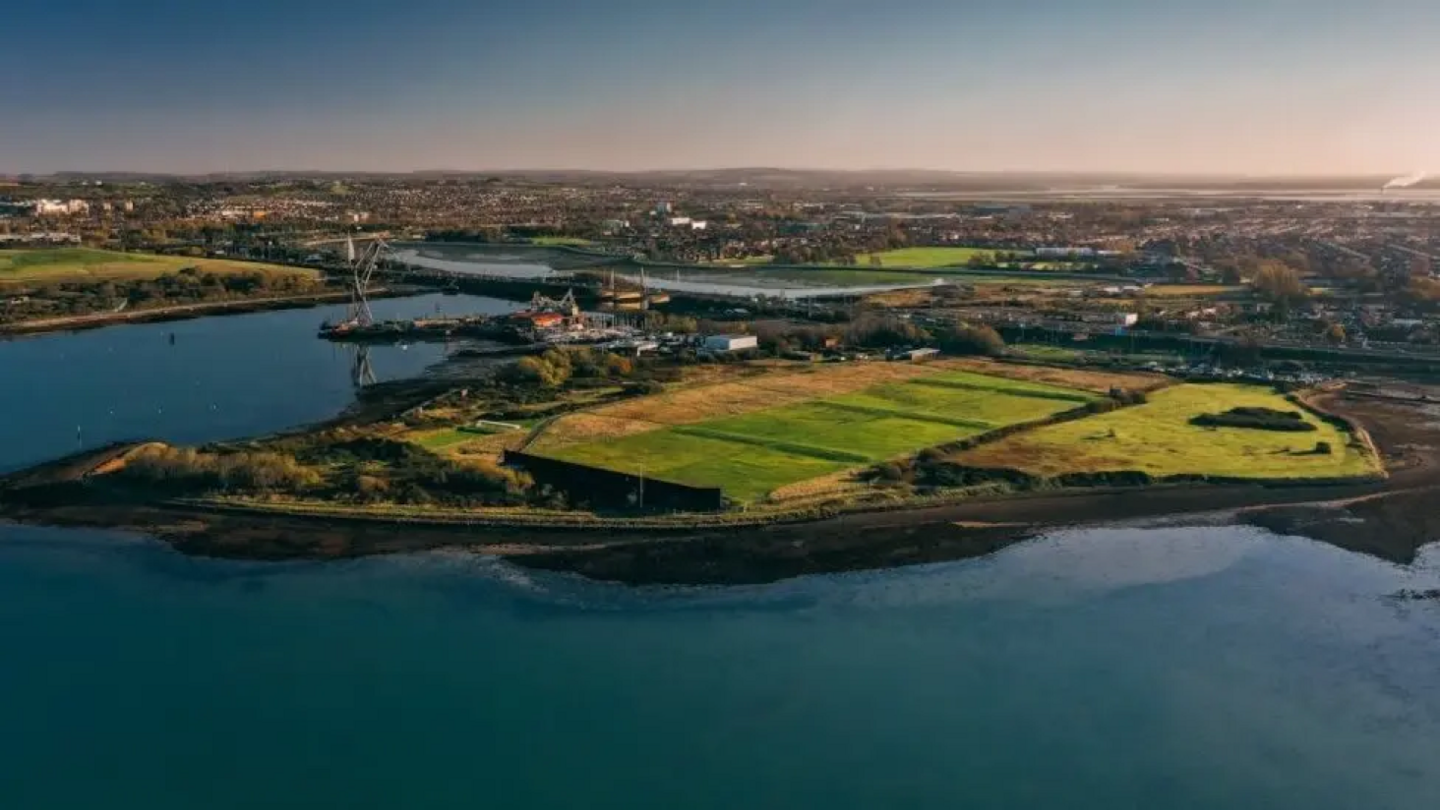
767, 470, 869, 502
526, 413, 662, 451
592, 381, 814, 425
587, 361, 971, 425
944, 358, 1169, 394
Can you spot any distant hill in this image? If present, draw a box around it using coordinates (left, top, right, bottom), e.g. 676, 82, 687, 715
21, 168, 1435, 192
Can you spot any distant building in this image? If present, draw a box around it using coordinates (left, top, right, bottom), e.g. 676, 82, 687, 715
888, 347, 940, 362
702, 334, 758, 353
1036, 246, 1097, 258
668, 216, 692, 227
655, 201, 673, 216
32, 199, 89, 216
1079, 311, 1139, 327
689, 220, 708, 230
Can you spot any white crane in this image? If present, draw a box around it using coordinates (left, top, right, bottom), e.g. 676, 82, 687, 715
344, 235, 389, 328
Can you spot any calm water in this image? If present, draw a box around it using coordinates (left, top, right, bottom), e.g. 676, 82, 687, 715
0, 293, 517, 473
391, 244, 560, 279
392, 242, 940, 299
2, 306, 1440, 809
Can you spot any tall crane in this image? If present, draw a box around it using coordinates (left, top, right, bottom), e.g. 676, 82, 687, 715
344, 235, 390, 328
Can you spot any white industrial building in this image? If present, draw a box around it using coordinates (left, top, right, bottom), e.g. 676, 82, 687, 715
702, 334, 758, 353
32, 199, 90, 216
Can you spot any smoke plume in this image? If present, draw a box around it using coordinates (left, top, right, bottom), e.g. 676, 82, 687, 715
1384, 172, 1427, 189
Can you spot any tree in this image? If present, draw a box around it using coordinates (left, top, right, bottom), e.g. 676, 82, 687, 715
1251, 261, 1307, 305
935, 320, 1005, 356
508, 355, 570, 388
1215, 260, 1243, 285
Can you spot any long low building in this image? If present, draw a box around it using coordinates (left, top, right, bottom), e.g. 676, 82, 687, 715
703, 334, 759, 352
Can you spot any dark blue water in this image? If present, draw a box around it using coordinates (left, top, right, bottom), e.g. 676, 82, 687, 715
0, 293, 517, 473
2, 305, 1439, 809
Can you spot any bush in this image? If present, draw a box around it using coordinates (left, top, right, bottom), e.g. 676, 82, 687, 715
119, 445, 321, 494
935, 321, 1006, 356
1191, 407, 1317, 432
1108, 388, 1148, 406
876, 462, 906, 482
627, 380, 666, 396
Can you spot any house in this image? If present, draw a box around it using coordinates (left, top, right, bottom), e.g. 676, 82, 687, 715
702, 334, 758, 353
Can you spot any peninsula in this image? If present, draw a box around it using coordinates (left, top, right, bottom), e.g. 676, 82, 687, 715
5, 339, 1435, 585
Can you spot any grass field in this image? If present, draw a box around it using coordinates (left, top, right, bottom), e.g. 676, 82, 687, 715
528, 237, 595, 247
850, 247, 1015, 268
756, 268, 935, 285
703, 255, 775, 267
0, 248, 318, 284
952, 383, 1381, 480
412, 428, 483, 451
1142, 284, 1242, 297
540, 367, 1096, 502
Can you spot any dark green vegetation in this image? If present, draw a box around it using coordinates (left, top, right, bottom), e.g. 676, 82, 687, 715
1191, 407, 1318, 433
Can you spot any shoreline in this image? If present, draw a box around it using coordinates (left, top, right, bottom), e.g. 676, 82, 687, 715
1, 474, 1432, 585
0, 287, 419, 338
1, 382, 1435, 586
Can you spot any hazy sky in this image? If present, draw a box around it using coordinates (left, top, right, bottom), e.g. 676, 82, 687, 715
4, 0, 1438, 174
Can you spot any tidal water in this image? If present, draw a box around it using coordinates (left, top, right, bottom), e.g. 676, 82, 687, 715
2, 305, 1440, 809
392, 242, 939, 299
0, 293, 517, 473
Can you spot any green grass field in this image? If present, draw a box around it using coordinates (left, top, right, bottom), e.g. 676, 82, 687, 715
850, 247, 1018, 268
706, 255, 776, 267
528, 237, 595, 247
0, 248, 317, 284
543, 369, 1095, 502
955, 383, 1381, 480
413, 428, 482, 451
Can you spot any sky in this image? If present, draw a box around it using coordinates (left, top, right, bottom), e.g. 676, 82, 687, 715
3, 0, 1438, 175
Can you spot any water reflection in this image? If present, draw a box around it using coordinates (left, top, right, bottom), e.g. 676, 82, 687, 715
347, 344, 377, 388
0, 293, 513, 473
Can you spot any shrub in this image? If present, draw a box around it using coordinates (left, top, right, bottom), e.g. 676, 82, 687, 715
935, 321, 1006, 356
119, 445, 321, 494
876, 462, 906, 482
1108, 388, 1148, 406
627, 380, 666, 395
1191, 407, 1317, 432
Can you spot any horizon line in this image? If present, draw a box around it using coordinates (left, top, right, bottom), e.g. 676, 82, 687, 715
0, 167, 1424, 180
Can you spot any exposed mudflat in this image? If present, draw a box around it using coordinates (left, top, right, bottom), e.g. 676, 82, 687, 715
3, 386, 1438, 586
